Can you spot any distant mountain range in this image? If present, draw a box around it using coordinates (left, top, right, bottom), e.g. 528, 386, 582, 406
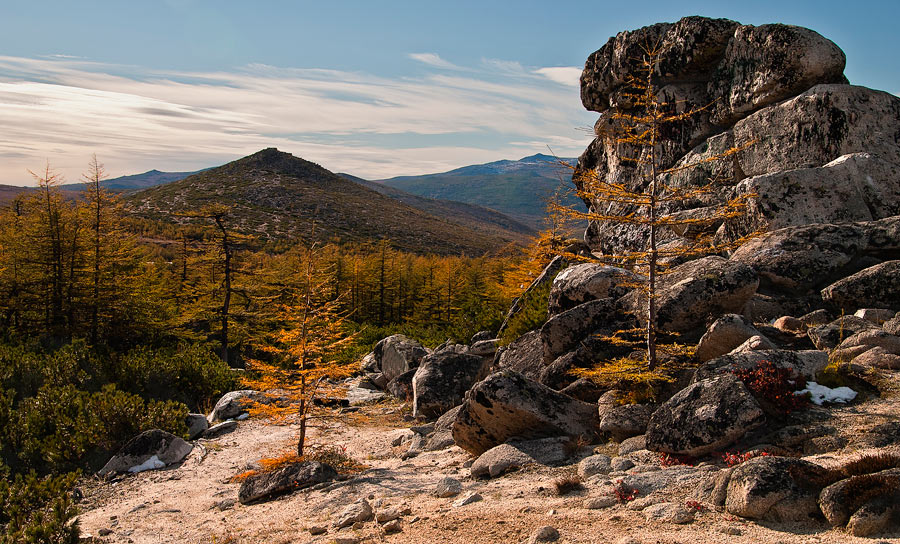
372, 153, 579, 229
126, 149, 532, 255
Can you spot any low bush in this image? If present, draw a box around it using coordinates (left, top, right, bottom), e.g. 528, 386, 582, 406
733, 360, 807, 416
0, 467, 80, 544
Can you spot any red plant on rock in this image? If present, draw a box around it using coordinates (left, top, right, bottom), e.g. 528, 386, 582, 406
612, 479, 640, 503
684, 500, 704, 511
721, 450, 772, 467
732, 360, 808, 415
658, 452, 695, 467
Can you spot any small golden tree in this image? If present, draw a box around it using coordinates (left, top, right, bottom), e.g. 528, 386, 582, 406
243, 242, 355, 456
563, 44, 756, 370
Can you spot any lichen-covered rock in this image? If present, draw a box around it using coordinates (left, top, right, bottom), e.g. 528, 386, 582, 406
731, 217, 900, 293
468, 338, 499, 357
847, 498, 897, 537
695, 314, 765, 362
822, 260, 900, 312
694, 349, 828, 382
451, 370, 599, 456
374, 334, 428, 382
424, 405, 461, 451
807, 315, 880, 350
646, 374, 764, 457
624, 257, 758, 338
726, 456, 829, 520
643, 502, 696, 524
854, 308, 896, 324
494, 330, 544, 381
385, 368, 416, 400
237, 461, 336, 505
852, 347, 900, 370
578, 454, 612, 479
540, 298, 618, 362
548, 263, 635, 314
98, 429, 193, 476
728, 335, 779, 354
186, 413, 208, 440
819, 469, 900, 527
598, 404, 653, 442
559, 378, 604, 403
412, 352, 490, 419
333, 498, 374, 528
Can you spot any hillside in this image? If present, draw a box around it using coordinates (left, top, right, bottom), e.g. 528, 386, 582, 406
375, 154, 580, 229
126, 148, 525, 255
64, 169, 203, 192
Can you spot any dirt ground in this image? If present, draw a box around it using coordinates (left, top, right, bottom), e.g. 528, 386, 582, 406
76, 397, 900, 544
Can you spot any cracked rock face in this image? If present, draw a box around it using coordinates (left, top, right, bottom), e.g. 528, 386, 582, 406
575, 16, 900, 257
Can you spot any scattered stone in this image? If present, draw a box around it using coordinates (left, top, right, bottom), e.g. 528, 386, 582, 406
452, 492, 482, 507
772, 316, 805, 334
382, 519, 402, 534
375, 506, 402, 523
618, 436, 646, 456
528, 525, 560, 543
643, 502, 695, 524
98, 430, 193, 476
611, 457, 635, 472
578, 454, 612, 479
694, 349, 828, 382
333, 498, 374, 529
471, 437, 571, 478
308, 526, 327, 535
819, 469, 900, 527
238, 461, 337, 505
412, 352, 490, 419
646, 374, 765, 457
847, 498, 896, 537
346, 387, 385, 406
584, 496, 618, 509
726, 456, 829, 520
202, 420, 238, 439
385, 368, 417, 400
720, 526, 742, 535
433, 477, 462, 498
728, 335, 779, 354
559, 378, 605, 403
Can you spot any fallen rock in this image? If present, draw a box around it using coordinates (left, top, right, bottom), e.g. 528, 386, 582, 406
383, 519, 402, 534
726, 456, 829, 520
528, 526, 560, 543
385, 368, 416, 400
847, 497, 896, 537
728, 335, 779, 354
208, 390, 260, 423
471, 437, 571, 478
694, 349, 828, 382
646, 374, 765, 457
238, 461, 337, 505
822, 260, 900, 312
695, 314, 766, 362
584, 496, 618, 509
598, 404, 653, 442
851, 347, 900, 370
854, 308, 896, 324
469, 339, 499, 357
819, 469, 900, 527
202, 420, 238, 439
618, 435, 646, 456
643, 502, 695, 524
98, 430, 193, 476
559, 378, 605, 403
838, 328, 900, 355
494, 330, 545, 381
333, 498, 374, 529
548, 263, 634, 314
186, 413, 208, 440
452, 491, 482, 507
578, 454, 612, 479
375, 335, 428, 382
433, 477, 462, 498
424, 405, 461, 451
452, 370, 600, 456
412, 352, 490, 419
772, 316, 806, 334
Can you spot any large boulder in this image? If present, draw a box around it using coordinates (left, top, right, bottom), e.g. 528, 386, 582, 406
548, 263, 635, 314
694, 349, 828, 382
451, 370, 599, 456
695, 314, 766, 362
598, 403, 653, 442
822, 260, 900, 312
540, 298, 619, 362
819, 469, 900, 530
470, 437, 571, 478
646, 374, 765, 457
98, 430, 193, 476
412, 352, 491, 419
208, 390, 261, 423
494, 330, 544, 381
624, 256, 758, 337
374, 334, 428, 382
731, 216, 900, 293
238, 461, 337, 505
807, 315, 880, 350
725, 456, 830, 520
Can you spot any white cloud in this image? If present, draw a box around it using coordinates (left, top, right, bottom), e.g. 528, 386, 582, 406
0, 55, 595, 184
408, 53, 463, 71
534, 67, 583, 87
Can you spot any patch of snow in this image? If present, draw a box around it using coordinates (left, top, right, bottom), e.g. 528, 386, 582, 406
236, 413, 249, 421
128, 455, 166, 473
795, 382, 857, 405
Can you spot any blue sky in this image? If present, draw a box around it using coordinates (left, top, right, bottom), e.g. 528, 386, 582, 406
1, 0, 897, 184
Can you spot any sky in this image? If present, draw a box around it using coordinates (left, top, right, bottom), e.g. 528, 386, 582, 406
1, 0, 898, 185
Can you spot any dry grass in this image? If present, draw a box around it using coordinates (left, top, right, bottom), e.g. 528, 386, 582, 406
552, 474, 584, 496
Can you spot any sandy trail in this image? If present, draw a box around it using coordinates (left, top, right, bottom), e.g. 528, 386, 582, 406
77, 400, 900, 544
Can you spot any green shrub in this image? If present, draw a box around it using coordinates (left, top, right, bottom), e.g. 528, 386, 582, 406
499, 280, 552, 346
0, 468, 80, 544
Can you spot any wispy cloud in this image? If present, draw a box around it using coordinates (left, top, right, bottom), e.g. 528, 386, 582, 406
408, 53, 464, 71
534, 67, 583, 87
0, 54, 594, 184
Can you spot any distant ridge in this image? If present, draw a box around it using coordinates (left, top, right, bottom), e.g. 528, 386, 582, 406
373, 153, 580, 228
126, 148, 529, 255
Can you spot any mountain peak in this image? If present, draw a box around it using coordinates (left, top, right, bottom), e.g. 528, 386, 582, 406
222, 148, 332, 180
